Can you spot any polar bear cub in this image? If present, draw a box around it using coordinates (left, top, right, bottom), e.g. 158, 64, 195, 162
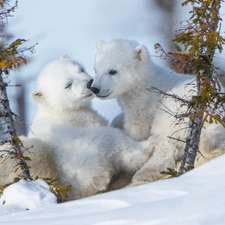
0, 55, 107, 188
38, 124, 152, 200
91, 39, 225, 183
29, 55, 107, 138
24, 55, 153, 200
91, 39, 188, 141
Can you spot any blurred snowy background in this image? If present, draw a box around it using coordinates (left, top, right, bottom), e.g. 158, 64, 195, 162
7, 0, 224, 135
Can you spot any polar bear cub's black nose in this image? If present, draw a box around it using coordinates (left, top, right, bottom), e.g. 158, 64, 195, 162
87, 79, 93, 89
90, 86, 100, 95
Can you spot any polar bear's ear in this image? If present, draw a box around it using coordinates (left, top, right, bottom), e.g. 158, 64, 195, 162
60, 54, 71, 60
96, 40, 105, 50
135, 45, 148, 60
30, 90, 44, 103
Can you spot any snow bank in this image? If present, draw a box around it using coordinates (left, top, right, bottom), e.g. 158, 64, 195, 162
0, 179, 57, 214
0, 155, 225, 225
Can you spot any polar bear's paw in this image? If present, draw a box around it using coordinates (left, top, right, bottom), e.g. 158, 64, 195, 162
71, 170, 112, 200
91, 171, 111, 193
131, 168, 163, 184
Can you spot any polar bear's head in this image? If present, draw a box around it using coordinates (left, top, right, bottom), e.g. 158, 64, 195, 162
31, 55, 94, 111
90, 39, 150, 99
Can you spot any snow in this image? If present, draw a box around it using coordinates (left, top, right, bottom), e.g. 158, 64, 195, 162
1, 1, 225, 224
1, 155, 225, 225
0, 179, 57, 214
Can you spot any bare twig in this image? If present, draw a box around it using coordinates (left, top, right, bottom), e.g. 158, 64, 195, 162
147, 86, 191, 104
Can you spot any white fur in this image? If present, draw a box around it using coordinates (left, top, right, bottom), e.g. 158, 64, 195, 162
23, 55, 153, 200
29, 55, 107, 137
92, 39, 225, 182
34, 124, 152, 200
92, 39, 188, 141
0, 56, 107, 192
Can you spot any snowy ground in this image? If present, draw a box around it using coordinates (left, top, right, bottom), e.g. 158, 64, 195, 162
0, 155, 225, 225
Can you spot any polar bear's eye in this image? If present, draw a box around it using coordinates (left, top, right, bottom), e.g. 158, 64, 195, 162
65, 83, 72, 89
80, 68, 84, 73
108, 70, 117, 75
